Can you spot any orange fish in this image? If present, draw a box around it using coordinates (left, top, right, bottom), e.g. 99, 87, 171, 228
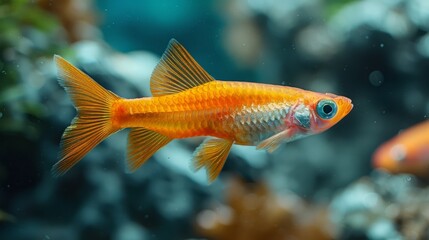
53, 39, 353, 182
373, 121, 429, 177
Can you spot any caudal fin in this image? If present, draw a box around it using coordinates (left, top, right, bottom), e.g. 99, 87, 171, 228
52, 55, 121, 176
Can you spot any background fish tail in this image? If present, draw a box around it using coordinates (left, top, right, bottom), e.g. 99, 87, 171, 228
52, 55, 121, 176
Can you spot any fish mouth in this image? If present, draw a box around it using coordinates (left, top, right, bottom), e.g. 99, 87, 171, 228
372, 148, 383, 168
372, 146, 395, 172
346, 102, 353, 115
342, 97, 353, 116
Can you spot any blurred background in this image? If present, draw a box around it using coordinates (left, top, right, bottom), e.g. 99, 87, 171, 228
1, 0, 429, 239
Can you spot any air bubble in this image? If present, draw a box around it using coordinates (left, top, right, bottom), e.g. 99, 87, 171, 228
369, 70, 384, 87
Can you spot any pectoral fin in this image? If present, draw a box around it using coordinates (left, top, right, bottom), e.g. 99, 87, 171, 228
256, 129, 291, 153
192, 138, 233, 182
127, 128, 172, 172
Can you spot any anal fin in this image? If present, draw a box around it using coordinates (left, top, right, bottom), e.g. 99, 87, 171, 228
127, 128, 172, 172
193, 138, 233, 182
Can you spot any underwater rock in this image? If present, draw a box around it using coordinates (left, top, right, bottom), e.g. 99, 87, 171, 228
114, 221, 149, 240
331, 171, 429, 239
330, 0, 415, 39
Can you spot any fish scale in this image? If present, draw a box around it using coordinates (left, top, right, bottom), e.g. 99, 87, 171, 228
117, 81, 292, 142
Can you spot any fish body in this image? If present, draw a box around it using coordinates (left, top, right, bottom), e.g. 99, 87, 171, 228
373, 121, 429, 177
114, 81, 348, 145
53, 39, 353, 182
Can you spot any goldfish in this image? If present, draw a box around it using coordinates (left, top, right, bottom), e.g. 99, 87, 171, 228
53, 39, 353, 182
373, 121, 429, 177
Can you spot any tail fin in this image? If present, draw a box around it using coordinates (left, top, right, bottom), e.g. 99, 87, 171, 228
52, 55, 121, 176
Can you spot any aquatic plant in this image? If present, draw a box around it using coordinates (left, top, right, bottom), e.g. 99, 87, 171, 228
0, 0, 67, 216
0, 0, 63, 135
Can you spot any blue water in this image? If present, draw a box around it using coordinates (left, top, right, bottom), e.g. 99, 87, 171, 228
1, 0, 429, 239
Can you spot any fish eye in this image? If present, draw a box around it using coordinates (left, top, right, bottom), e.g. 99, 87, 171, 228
390, 144, 406, 164
316, 100, 337, 119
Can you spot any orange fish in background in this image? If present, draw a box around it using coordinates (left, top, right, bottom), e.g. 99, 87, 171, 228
53, 39, 353, 182
373, 121, 429, 177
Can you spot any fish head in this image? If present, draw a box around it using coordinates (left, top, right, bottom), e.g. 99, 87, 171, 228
373, 141, 408, 174
306, 93, 353, 134
372, 137, 429, 176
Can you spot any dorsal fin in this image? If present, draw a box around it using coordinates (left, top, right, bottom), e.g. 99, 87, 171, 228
150, 39, 215, 96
